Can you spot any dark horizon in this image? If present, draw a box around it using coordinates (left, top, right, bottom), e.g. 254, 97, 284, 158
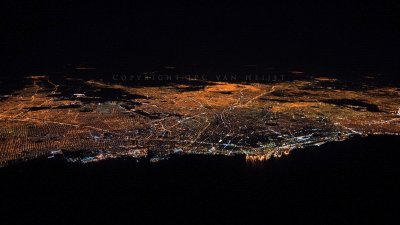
2, 1, 400, 75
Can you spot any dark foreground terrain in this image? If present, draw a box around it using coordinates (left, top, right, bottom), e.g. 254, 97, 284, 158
1, 135, 399, 225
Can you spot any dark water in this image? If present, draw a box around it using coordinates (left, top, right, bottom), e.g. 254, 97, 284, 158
1, 135, 399, 225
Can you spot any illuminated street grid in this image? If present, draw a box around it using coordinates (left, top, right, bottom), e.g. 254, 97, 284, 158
0, 75, 399, 166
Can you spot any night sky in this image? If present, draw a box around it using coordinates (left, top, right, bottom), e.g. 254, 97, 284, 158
2, 1, 400, 74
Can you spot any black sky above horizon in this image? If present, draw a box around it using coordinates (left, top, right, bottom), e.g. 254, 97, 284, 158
2, 1, 400, 74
